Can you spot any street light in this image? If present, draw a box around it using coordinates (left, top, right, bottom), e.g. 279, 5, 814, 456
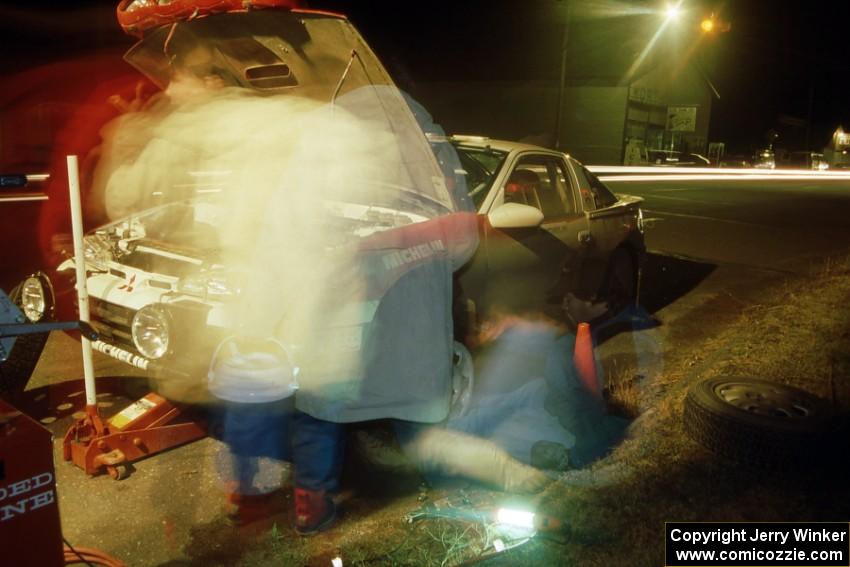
624, 1, 683, 82
665, 4, 681, 21
700, 13, 731, 34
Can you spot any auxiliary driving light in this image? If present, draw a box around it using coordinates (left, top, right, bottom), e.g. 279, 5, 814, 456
131, 305, 171, 359
20, 276, 47, 322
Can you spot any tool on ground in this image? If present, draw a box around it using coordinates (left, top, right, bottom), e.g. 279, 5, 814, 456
403, 489, 566, 565
404, 490, 493, 524
406, 490, 564, 533
0, 320, 97, 342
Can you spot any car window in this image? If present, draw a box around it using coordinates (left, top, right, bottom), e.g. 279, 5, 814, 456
570, 158, 618, 210
453, 145, 508, 209
503, 155, 575, 220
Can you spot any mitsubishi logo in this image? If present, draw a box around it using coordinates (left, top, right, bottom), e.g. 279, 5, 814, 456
118, 274, 136, 293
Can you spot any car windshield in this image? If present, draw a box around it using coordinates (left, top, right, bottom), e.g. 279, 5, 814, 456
452, 144, 508, 209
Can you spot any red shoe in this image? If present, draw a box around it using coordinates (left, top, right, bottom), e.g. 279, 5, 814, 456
293, 487, 337, 535
224, 491, 282, 527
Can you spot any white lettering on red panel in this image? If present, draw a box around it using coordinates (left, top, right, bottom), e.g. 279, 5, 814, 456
382, 240, 446, 271
0, 472, 56, 521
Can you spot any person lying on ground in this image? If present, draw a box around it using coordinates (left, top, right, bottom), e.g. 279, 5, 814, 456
392, 314, 629, 492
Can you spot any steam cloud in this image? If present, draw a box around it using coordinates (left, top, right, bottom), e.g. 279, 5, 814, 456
90, 80, 446, 398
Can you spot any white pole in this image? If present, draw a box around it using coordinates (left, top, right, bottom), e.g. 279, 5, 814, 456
67, 155, 97, 409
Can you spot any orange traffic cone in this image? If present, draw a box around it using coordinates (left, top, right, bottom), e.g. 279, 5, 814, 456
574, 322, 601, 398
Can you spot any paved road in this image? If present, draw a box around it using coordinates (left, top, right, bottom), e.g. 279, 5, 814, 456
604, 177, 850, 273
592, 175, 850, 401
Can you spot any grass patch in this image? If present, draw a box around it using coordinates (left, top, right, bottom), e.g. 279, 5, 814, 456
240, 258, 850, 566
529, 259, 850, 565
604, 362, 644, 419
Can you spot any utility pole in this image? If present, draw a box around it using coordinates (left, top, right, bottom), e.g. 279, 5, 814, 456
554, 1, 570, 150
805, 83, 814, 151
805, 43, 814, 151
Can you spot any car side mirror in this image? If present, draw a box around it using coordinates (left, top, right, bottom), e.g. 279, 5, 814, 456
487, 202, 544, 229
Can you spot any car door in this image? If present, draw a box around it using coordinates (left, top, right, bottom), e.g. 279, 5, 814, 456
480, 152, 589, 318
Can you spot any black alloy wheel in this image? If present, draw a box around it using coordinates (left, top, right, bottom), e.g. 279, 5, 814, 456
683, 377, 834, 469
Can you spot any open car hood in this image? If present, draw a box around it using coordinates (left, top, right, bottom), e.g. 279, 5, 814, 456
124, 10, 456, 215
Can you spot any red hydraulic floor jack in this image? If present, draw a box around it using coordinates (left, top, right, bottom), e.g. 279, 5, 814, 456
60, 155, 206, 479
63, 391, 206, 479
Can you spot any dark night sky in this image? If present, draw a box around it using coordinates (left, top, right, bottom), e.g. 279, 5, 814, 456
2, 0, 849, 153
325, 0, 850, 153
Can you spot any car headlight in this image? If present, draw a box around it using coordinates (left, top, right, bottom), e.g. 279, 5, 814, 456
131, 305, 171, 359
178, 270, 241, 299
20, 277, 46, 322
84, 233, 113, 270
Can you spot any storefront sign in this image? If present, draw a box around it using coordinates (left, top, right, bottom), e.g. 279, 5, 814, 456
628, 85, 662, 105
667, 106, 698, 132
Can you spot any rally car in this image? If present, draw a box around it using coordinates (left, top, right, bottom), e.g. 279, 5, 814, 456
63, 196, 474, 379
56, 3, 477, 399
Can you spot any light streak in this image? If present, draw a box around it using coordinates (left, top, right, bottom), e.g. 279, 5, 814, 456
599, 173, 850, 182
0, 194, 48, 203
589, 165, 850, 183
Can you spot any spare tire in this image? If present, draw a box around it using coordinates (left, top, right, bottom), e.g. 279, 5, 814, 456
683, 377, 833, 468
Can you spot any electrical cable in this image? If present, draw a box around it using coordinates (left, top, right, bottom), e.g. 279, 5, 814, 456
62, 537, 95, 567
62, 536, 128, 567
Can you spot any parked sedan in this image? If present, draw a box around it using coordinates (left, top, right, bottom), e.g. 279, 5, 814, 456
647, 150, 711, 167
447, 136, 645, 332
